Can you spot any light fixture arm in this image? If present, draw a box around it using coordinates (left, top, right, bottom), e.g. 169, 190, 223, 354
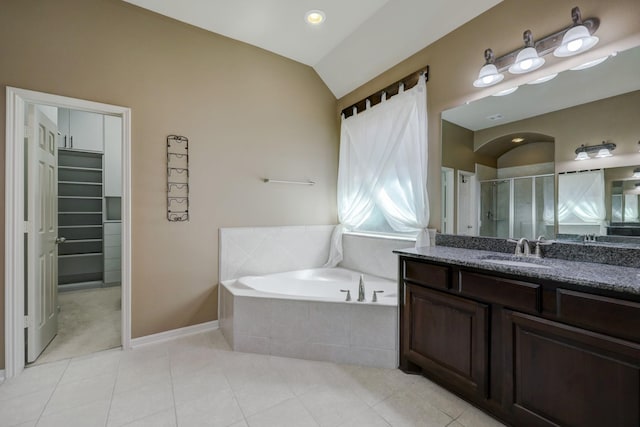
523, 30, 534, 48
486, 7, 599, 72
575, 141, 617, 155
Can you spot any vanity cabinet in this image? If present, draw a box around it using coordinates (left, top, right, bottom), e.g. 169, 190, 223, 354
399, 255, 640, 427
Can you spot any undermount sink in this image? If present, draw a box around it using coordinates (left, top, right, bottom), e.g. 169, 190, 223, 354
479, 255, 553, 269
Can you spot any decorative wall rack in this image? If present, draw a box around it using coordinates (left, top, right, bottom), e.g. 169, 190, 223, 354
167, 135, 189, 222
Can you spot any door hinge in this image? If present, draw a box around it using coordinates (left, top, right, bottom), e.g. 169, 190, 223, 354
24, 315, 30, 329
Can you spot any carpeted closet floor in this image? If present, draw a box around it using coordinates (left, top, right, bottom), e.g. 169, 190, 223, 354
32, 286, 121, 365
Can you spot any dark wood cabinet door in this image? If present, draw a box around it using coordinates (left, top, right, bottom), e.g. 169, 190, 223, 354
403, 284, 489, 398
503, 310, 640, 427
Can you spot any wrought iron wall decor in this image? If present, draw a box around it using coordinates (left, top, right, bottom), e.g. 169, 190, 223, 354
167, 135, 189, 222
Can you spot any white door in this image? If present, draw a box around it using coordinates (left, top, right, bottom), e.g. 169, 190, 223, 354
26, 105, 59, 362
457, 170, 478, 236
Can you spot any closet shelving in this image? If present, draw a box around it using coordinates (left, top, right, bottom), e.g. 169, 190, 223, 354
57, 149, 104, 287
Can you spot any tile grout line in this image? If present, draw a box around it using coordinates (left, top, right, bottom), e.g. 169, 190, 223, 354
104, 351, 123, 427
34, 358, 72, 425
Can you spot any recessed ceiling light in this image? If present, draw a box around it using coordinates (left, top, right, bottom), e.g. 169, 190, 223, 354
486, 113, 504, 121
512, 137, 525, 143
305, 10, 326, 25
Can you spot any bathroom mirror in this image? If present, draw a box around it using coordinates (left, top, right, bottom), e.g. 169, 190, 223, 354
441, 44, 640, 243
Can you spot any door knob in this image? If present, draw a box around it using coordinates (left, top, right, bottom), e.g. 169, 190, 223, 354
55, 237, 66, 244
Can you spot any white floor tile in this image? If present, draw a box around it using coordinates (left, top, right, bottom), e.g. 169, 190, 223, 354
37, 399, 110, 427
120, 408, 177, 427
59, 351, 121, 384
373, 390, 453, 427
175, 388, 244, 427
172, 364, 230, 405
246, 398, 318, 427
43, 373, 115, 416
0, 361, 68, 401
114, 355, 171, 394
233, 371, 295, 417
299, 385, 369, 427
0, 389, 53, 427
456, 406, 507, 427
107, 381, 174, 427
0, 330, 507, 427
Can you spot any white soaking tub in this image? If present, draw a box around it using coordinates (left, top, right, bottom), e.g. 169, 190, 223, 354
219, 267, 398, 368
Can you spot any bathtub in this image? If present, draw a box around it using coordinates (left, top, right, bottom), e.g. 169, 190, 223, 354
219, 267, 398, 368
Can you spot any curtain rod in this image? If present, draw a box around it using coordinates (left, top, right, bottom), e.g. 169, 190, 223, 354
340, 65, 429, 119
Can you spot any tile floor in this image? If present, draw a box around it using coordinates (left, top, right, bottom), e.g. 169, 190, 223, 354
0, 330, 506, 427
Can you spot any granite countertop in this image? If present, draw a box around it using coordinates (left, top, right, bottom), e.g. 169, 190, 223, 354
395, 246, 640, 296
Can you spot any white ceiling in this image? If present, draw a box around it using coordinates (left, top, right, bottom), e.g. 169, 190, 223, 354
122, 0, 502, 98
442, 46, 640, 131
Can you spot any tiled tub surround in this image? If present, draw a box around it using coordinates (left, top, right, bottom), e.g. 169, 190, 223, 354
218, 225, 414, 368
220, 268, 398, 368
395, 245, 640, 296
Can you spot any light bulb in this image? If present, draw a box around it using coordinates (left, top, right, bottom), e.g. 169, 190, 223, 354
575, 151, 590, 161
520, 59, 533, 70
595, 148, 612, 158
567, 39, 583, 52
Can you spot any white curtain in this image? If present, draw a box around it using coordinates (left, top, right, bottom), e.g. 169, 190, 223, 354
557, 170, 606, 224
326, 75, 429, 266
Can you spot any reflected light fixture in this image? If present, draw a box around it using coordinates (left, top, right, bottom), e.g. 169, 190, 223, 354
512, 137, 525, 143
554, 7, 599, 57
492, 86, 518, 97
570, 56, 609, 70
574, 141, 616, 160
473, 49, 504, 87
632, 168, 640, 178
509, 30, 545, 74
305, 10, 326, 25
527, 73, 558, 85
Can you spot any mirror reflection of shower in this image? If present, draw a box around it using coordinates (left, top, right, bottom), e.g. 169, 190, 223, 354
479, 174, 555, 240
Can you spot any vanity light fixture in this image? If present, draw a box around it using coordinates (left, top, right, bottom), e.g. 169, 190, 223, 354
509, 30, 545, 74
632, 168, 640, 178
473, 49, 504, 87
305, 10, 326, 25
574, 141, 616, 160
473, 6, 599, 88
553, 7, 599, 57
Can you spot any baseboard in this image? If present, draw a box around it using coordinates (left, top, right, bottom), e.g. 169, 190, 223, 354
130, 320, 219, 348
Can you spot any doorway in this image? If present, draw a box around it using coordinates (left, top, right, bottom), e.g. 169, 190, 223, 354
457, 170, 478, 235
5, 87, 132, 379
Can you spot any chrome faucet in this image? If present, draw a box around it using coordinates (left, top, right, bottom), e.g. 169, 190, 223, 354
357, 274, 366, 302
508, 237, 530, 256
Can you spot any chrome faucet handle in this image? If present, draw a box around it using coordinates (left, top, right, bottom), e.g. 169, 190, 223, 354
533, 237, 554, 258
372, 290, 384, 303
340, 289, 351, 302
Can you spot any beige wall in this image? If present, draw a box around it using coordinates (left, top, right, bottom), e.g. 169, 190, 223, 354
0, 0, 339, 367
338, 0, 640, 229
442, 120, 495, 172
497, 142, 555, 169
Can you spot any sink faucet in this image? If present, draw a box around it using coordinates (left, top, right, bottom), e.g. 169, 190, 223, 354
357, 274, 366, 302
508, 237, 530, 256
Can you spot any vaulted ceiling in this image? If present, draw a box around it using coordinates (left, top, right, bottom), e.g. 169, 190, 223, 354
122, 0, 502, 98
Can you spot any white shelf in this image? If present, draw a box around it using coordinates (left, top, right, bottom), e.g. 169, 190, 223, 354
58, 181, 102, 186
59, 252, 103, 259
59, 166, 102, 172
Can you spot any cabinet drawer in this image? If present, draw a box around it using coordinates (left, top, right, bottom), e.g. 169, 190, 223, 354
404, 260, 450, 290
558, 289, 640, 342
460, 271, 540, 312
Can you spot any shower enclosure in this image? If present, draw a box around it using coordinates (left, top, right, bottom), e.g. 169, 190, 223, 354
479, 174, 554, 240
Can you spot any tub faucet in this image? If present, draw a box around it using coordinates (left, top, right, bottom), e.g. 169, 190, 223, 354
357, 275, 366, 302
